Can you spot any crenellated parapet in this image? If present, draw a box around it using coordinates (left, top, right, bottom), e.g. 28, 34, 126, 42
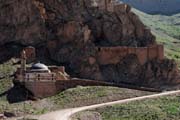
96, 44, 164, 65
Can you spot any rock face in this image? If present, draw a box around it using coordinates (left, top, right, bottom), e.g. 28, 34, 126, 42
101, 55, 180, 87
142, 59, 180, 86
0, 0, 47, 46
0, 0, 179, 88
0, 0, 155, 46
120, 0, 180, 15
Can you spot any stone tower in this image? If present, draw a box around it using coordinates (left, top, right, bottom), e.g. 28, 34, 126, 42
83, 25, 91, 43
97, 0, 115, 12
106, 0, 115, 12
20, 50, 27, 76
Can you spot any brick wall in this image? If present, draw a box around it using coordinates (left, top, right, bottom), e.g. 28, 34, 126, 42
97, 44, 164, 65
49, 66, 65, 73
97, 0, 130, 13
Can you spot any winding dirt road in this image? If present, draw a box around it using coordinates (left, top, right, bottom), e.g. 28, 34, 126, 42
38, 90, 180, 120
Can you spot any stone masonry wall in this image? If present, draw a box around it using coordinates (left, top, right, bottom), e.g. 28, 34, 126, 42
97, 44, 164, 65
25, 81, 56, 98
97, 0, 131, 13
24, 79, 109, 98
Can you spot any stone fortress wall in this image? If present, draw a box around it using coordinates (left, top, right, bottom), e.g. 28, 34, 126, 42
96, 0, 131, 12
96, 44, 164, 65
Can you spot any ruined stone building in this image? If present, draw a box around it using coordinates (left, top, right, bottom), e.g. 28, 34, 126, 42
95, 0, 115, 12
14, 47, 70, 97
94, 0, 128, 12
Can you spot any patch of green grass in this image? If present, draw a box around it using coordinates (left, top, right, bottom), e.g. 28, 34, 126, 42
48, 86, 153, 109
150, 22, 180, 39
154, 32, 180, 67
0, 59, 18, 93
133, 9, 180, 39
74, 95, 180, 120
0, 59, 17, 77
0, 78, 12, 93
0, 99, 50, 115
49, 86, 109, 108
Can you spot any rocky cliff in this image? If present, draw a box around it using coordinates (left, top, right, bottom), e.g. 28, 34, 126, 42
0, 0, 179, 88
120, 0, 180, 15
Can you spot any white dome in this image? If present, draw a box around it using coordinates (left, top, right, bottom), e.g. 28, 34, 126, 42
31, 63, 49, 71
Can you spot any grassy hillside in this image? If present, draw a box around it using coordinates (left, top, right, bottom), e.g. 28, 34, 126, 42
48, 86, 154, 109
0, 59, 16, 92
132, 9, 180, 67
73, 94, 180, 120
132, 9, 180, 39
0, 85, 154, 116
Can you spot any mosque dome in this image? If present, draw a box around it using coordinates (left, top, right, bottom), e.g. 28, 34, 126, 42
31, 62, 49, 71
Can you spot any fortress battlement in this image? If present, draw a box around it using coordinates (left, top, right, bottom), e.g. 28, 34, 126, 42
96, 44, 164, 65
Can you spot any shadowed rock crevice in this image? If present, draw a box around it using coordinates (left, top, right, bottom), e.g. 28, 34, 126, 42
0, 84, 33, 103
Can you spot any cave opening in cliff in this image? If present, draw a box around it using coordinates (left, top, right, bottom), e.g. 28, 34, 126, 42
0, 42, 25, 63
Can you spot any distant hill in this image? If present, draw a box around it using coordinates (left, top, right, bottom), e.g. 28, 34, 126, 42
118, 0, 180, 66
120, 0, 180, 15
131, 8, 180, 66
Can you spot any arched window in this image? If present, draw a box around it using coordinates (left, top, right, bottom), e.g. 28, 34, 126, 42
38, 74, 40, 81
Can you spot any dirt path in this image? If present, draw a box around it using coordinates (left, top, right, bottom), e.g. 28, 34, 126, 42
38, 90, 180, 120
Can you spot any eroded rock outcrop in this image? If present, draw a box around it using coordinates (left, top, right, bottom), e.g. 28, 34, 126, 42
0, 0, 47, 45
143, 59, 180, 86
0, 0, 179, 88
44, 0, 156, 80
101, 55, 180, 87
